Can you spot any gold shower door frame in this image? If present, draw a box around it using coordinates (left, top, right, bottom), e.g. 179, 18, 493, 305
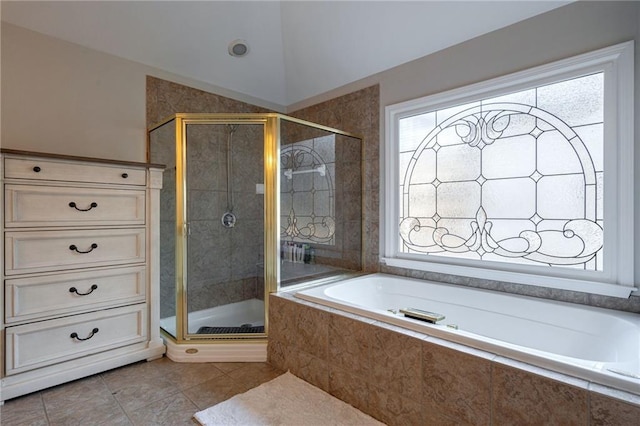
149, 113, 360, 344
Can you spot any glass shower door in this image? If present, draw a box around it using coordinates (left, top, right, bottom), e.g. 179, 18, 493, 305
184, 122, 266, 337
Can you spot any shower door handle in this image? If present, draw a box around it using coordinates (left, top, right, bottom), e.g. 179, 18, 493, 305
184, 222, 192, 236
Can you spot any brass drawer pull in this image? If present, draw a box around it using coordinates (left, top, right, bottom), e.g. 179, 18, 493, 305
69, 243, 98, 254
69, 284, 98, 296
70, 328, 99, 341
69, 201, 98, 211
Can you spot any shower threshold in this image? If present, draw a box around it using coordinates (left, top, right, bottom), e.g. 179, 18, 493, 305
160, 298, 267, 363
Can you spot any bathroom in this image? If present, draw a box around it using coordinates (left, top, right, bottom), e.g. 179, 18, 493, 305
2, 1, 640, 424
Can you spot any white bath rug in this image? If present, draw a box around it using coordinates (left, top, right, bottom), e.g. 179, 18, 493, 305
193, 371, 385, 426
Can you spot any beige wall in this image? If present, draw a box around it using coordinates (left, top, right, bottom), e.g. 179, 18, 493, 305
0, 23, 282, 162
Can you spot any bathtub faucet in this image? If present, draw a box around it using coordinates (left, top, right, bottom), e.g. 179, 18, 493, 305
400, 308, 445, 323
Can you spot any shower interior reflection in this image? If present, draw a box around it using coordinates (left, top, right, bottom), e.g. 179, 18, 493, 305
279, 120, 363, 287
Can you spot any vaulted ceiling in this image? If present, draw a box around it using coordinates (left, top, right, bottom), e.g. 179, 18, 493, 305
1, 1, 569, 107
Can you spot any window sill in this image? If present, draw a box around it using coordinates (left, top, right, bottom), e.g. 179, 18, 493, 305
381, 257, 637, 299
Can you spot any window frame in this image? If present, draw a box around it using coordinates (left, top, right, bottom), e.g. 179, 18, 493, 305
383, 41, 635, 298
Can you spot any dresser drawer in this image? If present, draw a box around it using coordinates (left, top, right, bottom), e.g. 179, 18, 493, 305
4, 157, 146, 186
5, 304, 147, 375
5, 266, 146, 324
5, 228, 146, 275
5, 184, 146, 228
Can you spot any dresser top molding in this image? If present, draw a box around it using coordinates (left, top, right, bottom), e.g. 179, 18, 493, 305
1, 149, 165, 170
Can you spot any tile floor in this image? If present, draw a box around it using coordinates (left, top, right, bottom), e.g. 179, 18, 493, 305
0, 357, 284, 426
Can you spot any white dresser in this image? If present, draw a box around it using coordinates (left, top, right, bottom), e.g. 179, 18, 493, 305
0, 149, 165, 401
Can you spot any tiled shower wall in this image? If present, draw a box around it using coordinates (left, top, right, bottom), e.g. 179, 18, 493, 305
268, 294, 640, 426
147, 77, 268, 318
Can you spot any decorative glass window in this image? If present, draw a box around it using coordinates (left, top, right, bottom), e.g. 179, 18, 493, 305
384, 42, 635, 297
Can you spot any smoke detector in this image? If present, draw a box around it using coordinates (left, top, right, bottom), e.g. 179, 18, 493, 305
228, 39, 249, 57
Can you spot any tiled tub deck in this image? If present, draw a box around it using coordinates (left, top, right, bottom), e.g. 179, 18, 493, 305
268, 293, 640, 426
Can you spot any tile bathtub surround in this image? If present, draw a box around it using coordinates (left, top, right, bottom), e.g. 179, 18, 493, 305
0, 357, 283, 426
268, 293, 640, 426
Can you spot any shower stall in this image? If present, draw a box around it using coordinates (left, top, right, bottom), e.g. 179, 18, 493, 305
148, 113, 363, 361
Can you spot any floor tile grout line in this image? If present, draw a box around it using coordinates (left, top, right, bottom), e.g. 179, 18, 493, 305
39, 391, 53, 426
98, 373, 134, 425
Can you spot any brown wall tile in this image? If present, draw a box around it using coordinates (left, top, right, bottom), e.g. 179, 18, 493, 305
329, 366, 370, 414
590, 392, 640, 426
328, 314, 374, 377
371, 325, 422, 400
492, 363, 589, 425
422, 341, 492, 425
368, 387, 424, 426
286, 348, 330, 393
269, 295, 329, 359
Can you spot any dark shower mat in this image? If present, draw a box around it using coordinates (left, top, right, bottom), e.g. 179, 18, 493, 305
196, 325, 264, 334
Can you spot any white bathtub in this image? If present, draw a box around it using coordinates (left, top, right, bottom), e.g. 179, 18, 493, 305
295, 273, 640, 395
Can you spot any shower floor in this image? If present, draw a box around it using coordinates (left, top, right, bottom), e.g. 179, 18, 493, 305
160, 298, 265, 336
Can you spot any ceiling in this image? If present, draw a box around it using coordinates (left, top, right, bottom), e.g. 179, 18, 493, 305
1, 1, 570, 108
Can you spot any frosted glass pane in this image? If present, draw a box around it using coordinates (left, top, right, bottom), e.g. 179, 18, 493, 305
399, 112, 436, 152
537, 73, 603, 127
484, 88, 536, 105
482, 178, 536, 218
488, 219, 536, 241
396, 68, 607, 272
436, 218, 474, 240
536, 219, 568, 232
436, 126, 464, 147
411, 150, 436, 184
574, 124, 603, 172
436, 101, 480, 126
537, 130, 583, 175
537, 175, 585, 219
436, 182, 481, 218
482, 135, 536, 179
498, 114, 536, 138
399, 152, 412, 183
436, 144, 481, 182
408, 184, 436, 217
596, 172, 603, 220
